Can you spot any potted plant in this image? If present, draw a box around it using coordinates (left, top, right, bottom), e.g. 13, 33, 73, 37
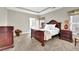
15, 29, 22, 36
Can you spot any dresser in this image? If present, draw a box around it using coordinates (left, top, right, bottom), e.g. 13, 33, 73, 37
0, 26, 14, 50
60, 30, 73, 42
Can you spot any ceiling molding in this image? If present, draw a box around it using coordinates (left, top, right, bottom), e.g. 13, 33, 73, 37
17, 7, 51, 13
6, 7, 63, 15
39, 7, 56, 13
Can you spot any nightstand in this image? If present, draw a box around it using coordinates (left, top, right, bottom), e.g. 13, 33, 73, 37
60, 30, 73, 42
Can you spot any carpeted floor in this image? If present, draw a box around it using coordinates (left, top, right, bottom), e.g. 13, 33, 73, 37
4, 34, 79, 51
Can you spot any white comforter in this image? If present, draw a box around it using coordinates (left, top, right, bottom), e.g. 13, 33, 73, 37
31, 27, 60, 40
44, 28, 59, 40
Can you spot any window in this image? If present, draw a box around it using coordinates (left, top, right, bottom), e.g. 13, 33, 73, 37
29, 17, 39, 30
70, 15, 79, 35
39, 20, 45, 28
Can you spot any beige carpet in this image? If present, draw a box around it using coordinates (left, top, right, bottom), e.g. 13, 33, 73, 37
4, 34, 79, 51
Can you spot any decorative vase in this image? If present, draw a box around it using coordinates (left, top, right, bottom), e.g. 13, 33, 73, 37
64, 24, 68, 29
15, 29, 22, 36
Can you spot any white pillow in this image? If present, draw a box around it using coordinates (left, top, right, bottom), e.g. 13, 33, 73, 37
44, 24, 56, 30
51, 24, 56, 28
44, 24, 49, 30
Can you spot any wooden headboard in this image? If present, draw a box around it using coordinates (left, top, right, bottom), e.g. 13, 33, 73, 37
47, 20, 61, 30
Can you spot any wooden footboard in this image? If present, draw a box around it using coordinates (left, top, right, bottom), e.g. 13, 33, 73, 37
31, 29, 45, 46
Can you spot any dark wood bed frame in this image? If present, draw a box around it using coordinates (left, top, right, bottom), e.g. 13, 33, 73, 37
31, 20, 61, 46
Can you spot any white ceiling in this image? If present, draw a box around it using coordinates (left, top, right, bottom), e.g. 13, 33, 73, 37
7, 7, 62, 15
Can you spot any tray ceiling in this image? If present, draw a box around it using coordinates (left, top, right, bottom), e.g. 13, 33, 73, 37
7, 7, 62, 15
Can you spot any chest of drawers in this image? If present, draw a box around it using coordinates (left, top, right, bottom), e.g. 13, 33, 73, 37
0, 26, 14, 50
60, 30, 73, 42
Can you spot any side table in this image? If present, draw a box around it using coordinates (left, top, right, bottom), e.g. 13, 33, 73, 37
73, 35, 79, 46
74, 37, 79, 46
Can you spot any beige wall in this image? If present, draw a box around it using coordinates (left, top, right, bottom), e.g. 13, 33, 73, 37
0, 7, 38, 35
0, 7, 79, 33
41, 7, 79, 29
0, 8, 7, 26
7, 10, 37, 33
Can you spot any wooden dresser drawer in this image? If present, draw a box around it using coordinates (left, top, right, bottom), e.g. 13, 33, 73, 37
60, 30, 73, 42
61, 34, 70, 38
61, 30, 71, 34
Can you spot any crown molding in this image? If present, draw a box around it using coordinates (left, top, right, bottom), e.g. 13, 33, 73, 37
6, 7, 63, 15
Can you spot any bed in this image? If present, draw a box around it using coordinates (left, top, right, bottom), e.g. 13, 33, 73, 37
31, 20, 61, 46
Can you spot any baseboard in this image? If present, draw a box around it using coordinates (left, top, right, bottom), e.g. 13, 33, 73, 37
14, 32, 30, 37
21, 32, 30, 35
